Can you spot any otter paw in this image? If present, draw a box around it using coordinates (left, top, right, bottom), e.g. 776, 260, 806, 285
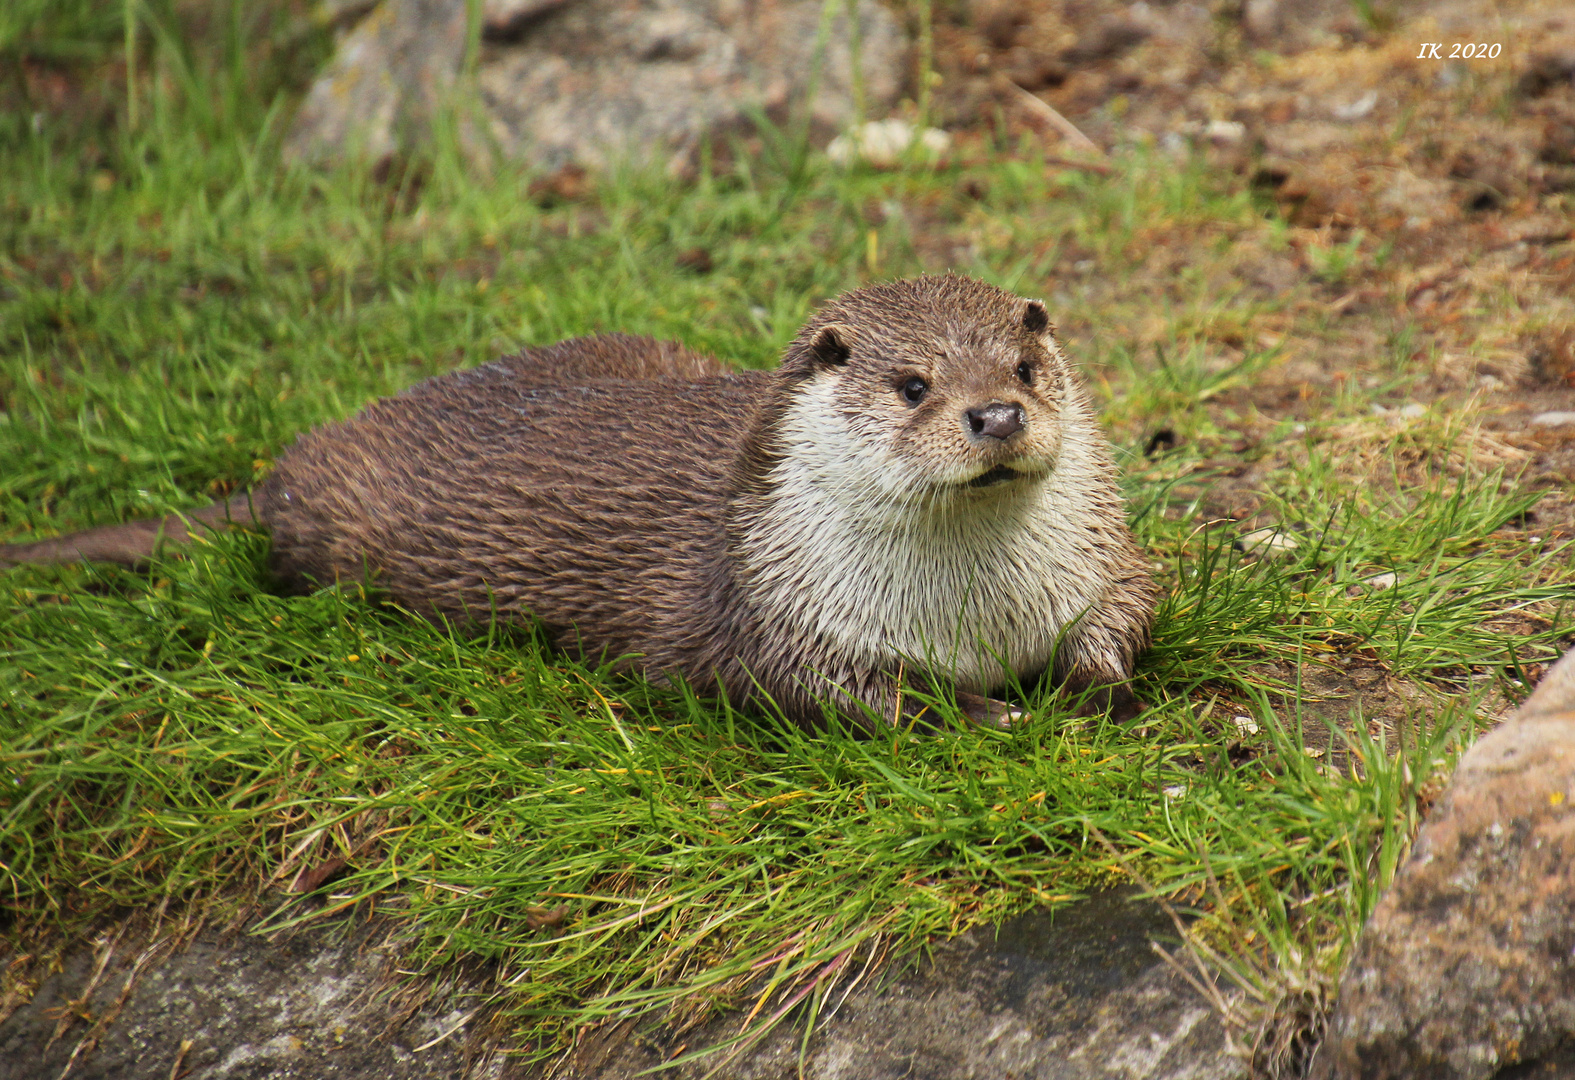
1053, 680, 1147, 723
954, 691, 1028, 729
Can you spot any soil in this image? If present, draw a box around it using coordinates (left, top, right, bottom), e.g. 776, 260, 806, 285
928, 0, 1575, 530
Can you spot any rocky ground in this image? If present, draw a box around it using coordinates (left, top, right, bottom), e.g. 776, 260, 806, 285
0, 914, 501, 1080
1, 892, 1243, 1080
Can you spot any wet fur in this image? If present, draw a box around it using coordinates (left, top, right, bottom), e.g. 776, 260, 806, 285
2, 280, 1156, 730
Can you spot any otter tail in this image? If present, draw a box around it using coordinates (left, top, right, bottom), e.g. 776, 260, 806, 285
0, 495, 258, 568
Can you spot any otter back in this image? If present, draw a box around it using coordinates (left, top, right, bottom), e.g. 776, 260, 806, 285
260, 359, 767, 688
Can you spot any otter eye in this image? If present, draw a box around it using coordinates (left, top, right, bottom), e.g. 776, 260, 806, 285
900, 377, 929, 404
1016, 361, 1034, 385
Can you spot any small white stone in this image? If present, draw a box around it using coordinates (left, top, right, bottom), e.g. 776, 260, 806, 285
1360, 571, 1398, 591
827, 119, 951, 167
1232, 714, 1260, 737
1531, 411, 1575, 427
1205, 119, 1246, 143
1333, 90, 1378, 120
1162, 783, 1188, 799
1398, 402, 1426, 419
1238, 527, 1301, 554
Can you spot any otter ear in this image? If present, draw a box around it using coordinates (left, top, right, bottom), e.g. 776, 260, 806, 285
1022, 300, 1051, 335
781, 322, 854, 380
809, 323, 853, 367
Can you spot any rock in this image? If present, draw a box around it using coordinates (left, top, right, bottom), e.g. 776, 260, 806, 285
557, 888, 1246, 1078
286, 0, 470, 166
1236, 527, 1301, 555
1349, 571, 1397, 594
1370, 402, 1425, 419
1531, 411, 1575, 427
0, 922, 499, 1080
1331, 91, 1377, 122
1311, 647, 1575, 1080
287, 0, 907, 171
826, 119, 950, 167
0, 892, 1243, 1079
1204, 120, 1246, 144
482, 0, 574, 38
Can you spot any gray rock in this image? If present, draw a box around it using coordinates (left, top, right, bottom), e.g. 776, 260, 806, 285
1, 891, 1242, 1080
0, 923, 500, 1080
286, 0, 471, 166
286, 0, 907, 171
554, 889, 1245, 1079
1311, 648, 1575, 1080
1236, 527, 1301, 555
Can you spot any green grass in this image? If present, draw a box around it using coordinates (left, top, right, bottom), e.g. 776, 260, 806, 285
3, 3, 1572, 1071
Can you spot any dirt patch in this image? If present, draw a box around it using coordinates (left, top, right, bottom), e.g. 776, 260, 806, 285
924, 0, 1574, 528
1252, 656, 1449, 766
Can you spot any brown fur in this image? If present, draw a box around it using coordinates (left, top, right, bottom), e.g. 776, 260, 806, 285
494, 332, 728, 384
2, 279, 1156, 730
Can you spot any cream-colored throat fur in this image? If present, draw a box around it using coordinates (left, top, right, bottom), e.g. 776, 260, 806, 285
734, 373, 1120, 690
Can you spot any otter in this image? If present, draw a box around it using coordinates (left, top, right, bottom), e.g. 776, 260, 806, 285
1, 276, 1156, 730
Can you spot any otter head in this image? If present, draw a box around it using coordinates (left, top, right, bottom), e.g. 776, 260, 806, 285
771, 275, 1070, 498
728, 275, 1126, 698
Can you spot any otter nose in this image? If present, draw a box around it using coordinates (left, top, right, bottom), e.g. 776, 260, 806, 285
964, 402, 1025, 441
